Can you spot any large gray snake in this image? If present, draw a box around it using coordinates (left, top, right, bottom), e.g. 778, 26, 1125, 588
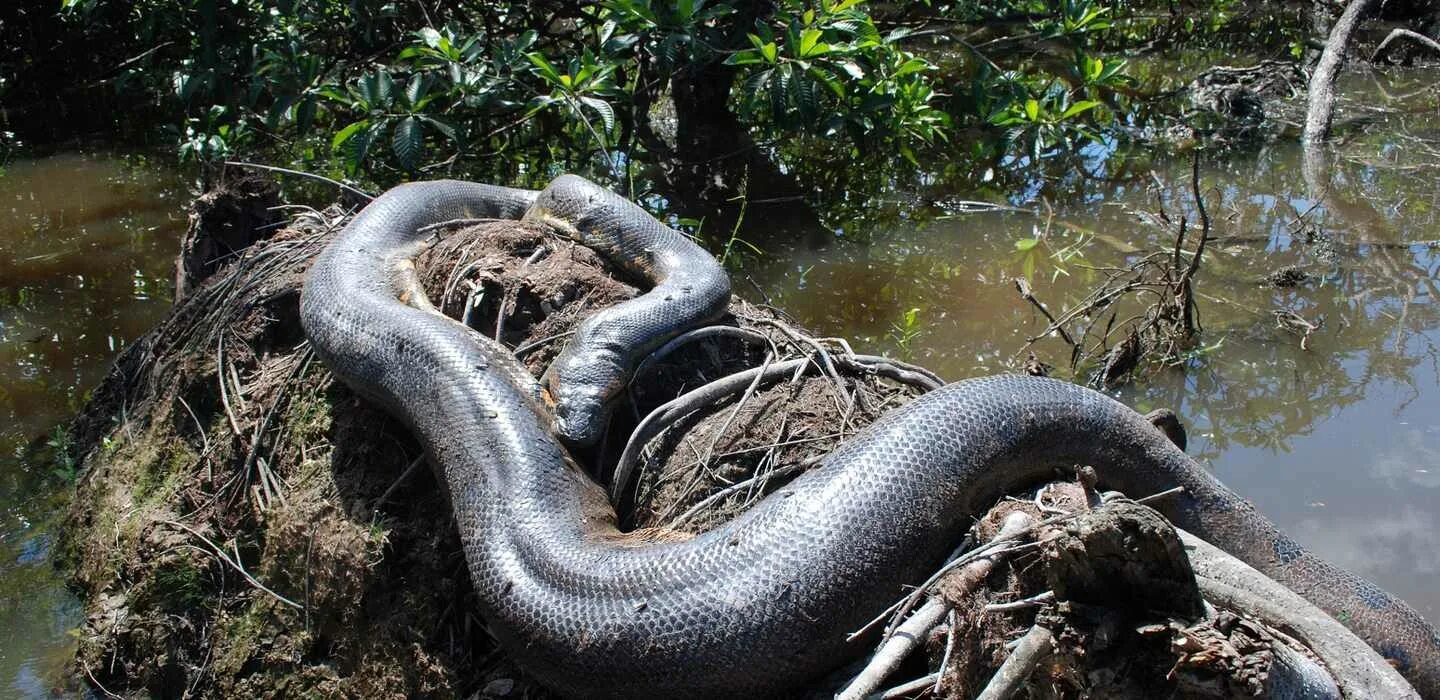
299, 175, 1439, 697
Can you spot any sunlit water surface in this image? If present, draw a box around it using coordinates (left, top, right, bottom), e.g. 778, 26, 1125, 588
0, 153, 186, 697
747, 75, 1440, 622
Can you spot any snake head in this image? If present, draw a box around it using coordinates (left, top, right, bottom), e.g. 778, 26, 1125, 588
544, 346, 626, 448
551, 386, 609, 447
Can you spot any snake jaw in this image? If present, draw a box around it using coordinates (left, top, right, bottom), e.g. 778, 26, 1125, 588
550, 387, 608, 446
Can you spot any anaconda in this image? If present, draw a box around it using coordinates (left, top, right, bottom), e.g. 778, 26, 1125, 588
299, 175, 1439, 697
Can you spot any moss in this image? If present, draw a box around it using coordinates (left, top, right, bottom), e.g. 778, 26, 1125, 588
211, 600, 271, 680
134, 441, 196, 505
283, 387, 333, 449
143, 553, 208, 614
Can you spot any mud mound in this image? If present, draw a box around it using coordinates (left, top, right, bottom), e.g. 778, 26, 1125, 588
59, 205, 923, 698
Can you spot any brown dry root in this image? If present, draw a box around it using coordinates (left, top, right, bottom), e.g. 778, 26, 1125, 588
834, 479, 1383, 699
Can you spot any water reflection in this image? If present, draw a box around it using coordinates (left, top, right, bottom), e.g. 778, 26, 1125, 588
746, 72, 1440, 622
0, 153, 186, 694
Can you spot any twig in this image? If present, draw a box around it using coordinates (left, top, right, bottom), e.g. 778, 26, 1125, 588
696, 353, 774, 474
838, 598, 951, 700
83, 665, 124, 700
760, 318, 855, 413
975, 625, 1055, 700
493, 245, 546, 340
632, 325, 777, 381
223, 161, 374, 201
668, 462, 810, 528
1134, 485, 1186, 505
375, 454, 427, 510
216, 336, 245, 438
935, 609, 957, 695
1371, 27, 1440, 62
163, 520, 302, 609
840, 513, 1035, 699
984, 590, 1056, 613
513, 330, 576, 357
1015, 278, 1079, 350
849, 354, 945, 391
612, 356, 814, 500
874, 672, 942, 699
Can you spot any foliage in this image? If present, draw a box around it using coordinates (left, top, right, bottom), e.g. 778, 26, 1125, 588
34, 0, 1171, 185
888, 307, 924, 359
46, 425, 77, 483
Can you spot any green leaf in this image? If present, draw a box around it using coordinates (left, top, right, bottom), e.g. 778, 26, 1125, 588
809, 66, 845, 98
1024, 98, 1040, 121
770, 64, 791, 119
418, 115, 457, 141
265, 94, 295, 128
1014, 238, 1040, 251
725, 51, 766, 66
359, 71, 395, 109
342, 123, 373, 174
526, 52, 565, 87
331, 119, 370, 151
1060, 100, 1101, 119
761, 41, 778, 64
793, 71, 817, 123
893, 58, 930, 78
418, 27, 442, 49
799, 28, 822, 57
295, 96, 317, 135
899, 143, 918, 166
404, 74, 428, 108
391, 116, 423, 170
579, 96, 616, 136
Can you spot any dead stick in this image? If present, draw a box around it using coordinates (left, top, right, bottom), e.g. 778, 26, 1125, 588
164, 520, 302, 609
874, 672, 942, 699
838, 512, 1035, 699
975, 625, 1055, 700
1371, 28, 1440, 62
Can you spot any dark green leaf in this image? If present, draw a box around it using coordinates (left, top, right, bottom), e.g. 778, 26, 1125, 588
391, 116, 423, 170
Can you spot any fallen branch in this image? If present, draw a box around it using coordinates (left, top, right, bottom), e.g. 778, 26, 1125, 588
1370, 28, 1440, 63
975, 624, 1055, 700
1304, 0, 1379, 143
837, 512, 1035, 700
873, 672, 942, 699
613, 352, 933, 500
224, 161, 374, 201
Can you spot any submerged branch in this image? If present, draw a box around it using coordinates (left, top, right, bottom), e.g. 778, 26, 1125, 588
1304, 0, 1379, 143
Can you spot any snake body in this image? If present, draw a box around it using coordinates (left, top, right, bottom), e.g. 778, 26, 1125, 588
300, 176, 1439, 697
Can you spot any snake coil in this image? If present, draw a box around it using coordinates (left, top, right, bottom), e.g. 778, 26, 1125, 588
300, 176, 1438, 698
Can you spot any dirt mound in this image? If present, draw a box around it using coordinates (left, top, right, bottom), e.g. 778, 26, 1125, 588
59, 203, 924, 697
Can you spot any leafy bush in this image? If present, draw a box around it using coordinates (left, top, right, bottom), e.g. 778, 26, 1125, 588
41, 0, 1158, 184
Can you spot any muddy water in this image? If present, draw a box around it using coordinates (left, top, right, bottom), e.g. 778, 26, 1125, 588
746, 80, 1440, 622
0, 153, 186, 696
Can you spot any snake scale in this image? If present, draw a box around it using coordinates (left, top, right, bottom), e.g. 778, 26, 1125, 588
300, 175, 1439, 697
